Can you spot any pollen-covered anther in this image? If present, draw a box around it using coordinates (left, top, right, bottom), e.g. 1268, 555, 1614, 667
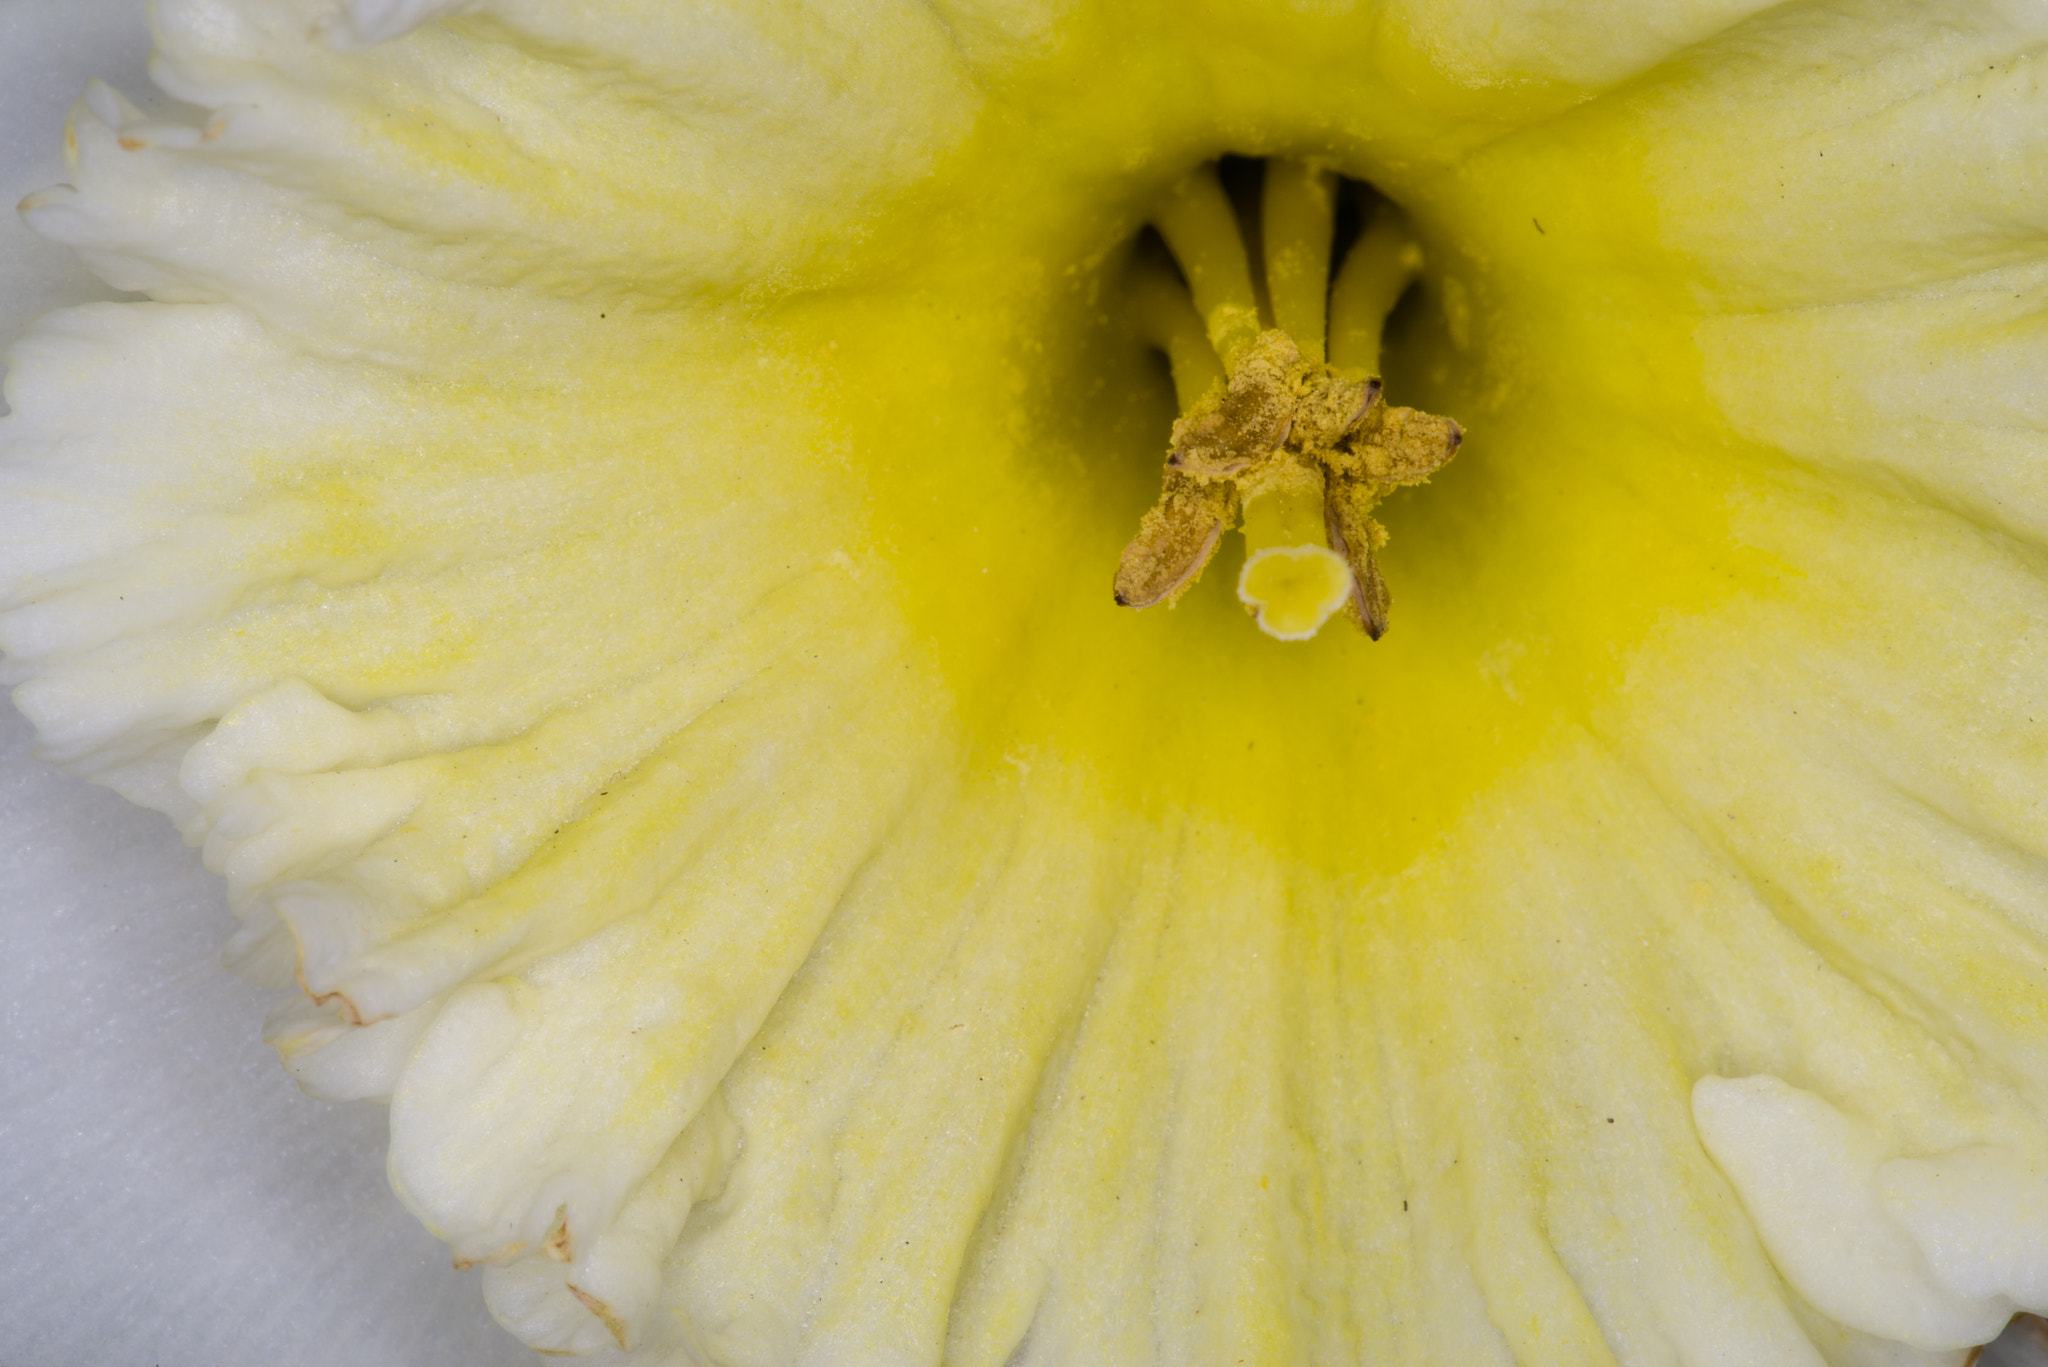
1336, 405, 1464, 485
1166, 331, 1301, 478
1293, 371, 1382, 451
1324, 476, 1394, 639
1113, 475, 1236, 609
1112, 159, 1462, 641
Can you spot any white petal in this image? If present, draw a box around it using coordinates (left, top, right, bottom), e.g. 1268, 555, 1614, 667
1693, 1075, 2012, 1350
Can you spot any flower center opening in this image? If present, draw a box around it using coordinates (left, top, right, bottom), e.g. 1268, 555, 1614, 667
1111, 158, 1463, 642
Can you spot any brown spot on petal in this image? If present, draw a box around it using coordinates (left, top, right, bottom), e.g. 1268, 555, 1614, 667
542, 1205, 572, 1262
293, 940, 379, 1027
465, 1240, 529, 1267
569, 1285, 632, 1350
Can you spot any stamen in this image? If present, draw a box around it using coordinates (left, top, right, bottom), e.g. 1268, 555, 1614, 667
1238, 467, 1352, 640
1112, 474, 1233, 610
1166, 330, 1298, 479
1328, 203, 1424, 377
1259, 160, 1338, 366
1324, 476, 1393, 639
1150, 167, 1264, 371
1115, 160, 1461, 642
1128, 251, 1227, 414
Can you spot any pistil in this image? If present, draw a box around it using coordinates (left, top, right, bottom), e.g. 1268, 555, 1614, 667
1237, 470, 1353, 641
1114, 161, 1463, 641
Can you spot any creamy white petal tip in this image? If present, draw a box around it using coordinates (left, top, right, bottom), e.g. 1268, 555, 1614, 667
326, 0, 477, 47
1693, 1076, 2017, 1350
1882, 1146, 2048, 1308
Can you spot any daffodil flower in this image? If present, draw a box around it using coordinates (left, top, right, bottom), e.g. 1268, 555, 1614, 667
7, 1, 2048, 1364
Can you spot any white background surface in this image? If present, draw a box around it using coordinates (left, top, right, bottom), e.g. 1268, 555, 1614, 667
0, 1, 533, 1361
3, 3, 2047, 1366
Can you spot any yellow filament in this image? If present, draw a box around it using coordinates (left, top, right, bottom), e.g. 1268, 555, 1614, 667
1239, 475, 1327, 556
1260, 161, 1337, 366
1328, 204, 1423, 376
1151, 167, 1263, 372
1128, 251, 1227, 412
